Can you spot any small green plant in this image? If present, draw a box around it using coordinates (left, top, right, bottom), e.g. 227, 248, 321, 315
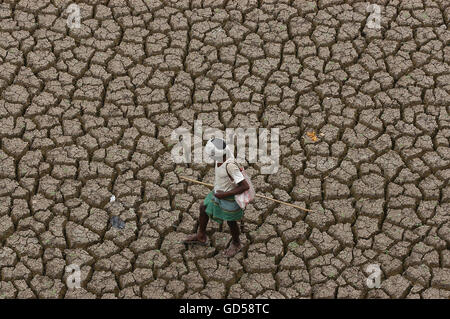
289, 242, 299, 249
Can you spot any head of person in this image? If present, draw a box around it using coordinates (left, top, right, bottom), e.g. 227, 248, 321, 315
204, 138, 232, 163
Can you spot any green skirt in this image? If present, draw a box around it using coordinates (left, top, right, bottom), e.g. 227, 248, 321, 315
204, 191, 244, 223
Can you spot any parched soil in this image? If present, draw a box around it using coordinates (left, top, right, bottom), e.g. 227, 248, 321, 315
0, 0, 449, 299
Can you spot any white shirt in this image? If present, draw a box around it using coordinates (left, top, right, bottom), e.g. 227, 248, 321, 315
214, 158, 245, 192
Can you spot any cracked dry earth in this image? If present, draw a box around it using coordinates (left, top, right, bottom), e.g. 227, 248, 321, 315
0, 0, 449, 300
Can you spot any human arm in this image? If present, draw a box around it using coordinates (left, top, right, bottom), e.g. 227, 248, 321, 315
214, 179, 249, 199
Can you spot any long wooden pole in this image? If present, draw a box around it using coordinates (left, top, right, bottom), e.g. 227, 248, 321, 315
179, 176, 315, 213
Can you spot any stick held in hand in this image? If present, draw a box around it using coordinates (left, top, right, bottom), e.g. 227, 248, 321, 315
179, 176, 315, 213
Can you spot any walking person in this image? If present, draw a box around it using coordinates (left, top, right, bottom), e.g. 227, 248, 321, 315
183, 138, 249, 257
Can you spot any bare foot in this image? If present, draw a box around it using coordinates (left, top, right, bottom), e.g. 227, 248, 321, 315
223, 242, 241, 257
183, 233, 207, 245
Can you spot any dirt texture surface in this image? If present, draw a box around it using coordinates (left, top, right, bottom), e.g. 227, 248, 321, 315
0, 0, 449, 299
